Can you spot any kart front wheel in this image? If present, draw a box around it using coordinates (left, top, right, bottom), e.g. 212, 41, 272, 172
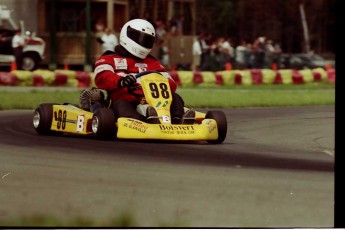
92, 108, 116, 140
206, 110, 227, 144
33, 103, 56, 135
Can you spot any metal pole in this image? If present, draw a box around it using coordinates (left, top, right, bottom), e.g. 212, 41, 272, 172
299, 3, 310, 53
84, 0, 92, 71
49, 0, 57, 70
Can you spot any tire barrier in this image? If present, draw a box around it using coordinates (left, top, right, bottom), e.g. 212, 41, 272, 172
0, 72, 17, 86
0, 67, 335, 87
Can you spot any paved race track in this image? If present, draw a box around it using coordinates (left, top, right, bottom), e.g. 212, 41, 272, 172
0, 106, 334, 227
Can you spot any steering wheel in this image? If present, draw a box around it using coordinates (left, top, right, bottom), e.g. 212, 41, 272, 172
127, 70, 163, 98
134, 70, 163, 79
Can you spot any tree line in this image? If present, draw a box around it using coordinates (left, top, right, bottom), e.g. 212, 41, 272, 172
195, 0, 335, 55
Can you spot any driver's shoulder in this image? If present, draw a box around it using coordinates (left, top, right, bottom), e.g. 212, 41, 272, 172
147, 54, 159, 61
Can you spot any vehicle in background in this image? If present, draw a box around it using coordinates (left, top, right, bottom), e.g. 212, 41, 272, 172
0, 4, 45, 71
278, 53, 335, 70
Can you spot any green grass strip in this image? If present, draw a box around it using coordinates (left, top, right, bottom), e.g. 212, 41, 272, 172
0, 83, 335, 110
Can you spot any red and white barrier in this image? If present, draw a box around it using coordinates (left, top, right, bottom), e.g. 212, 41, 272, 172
0, 67, 335, 87
172, 68, 335, 86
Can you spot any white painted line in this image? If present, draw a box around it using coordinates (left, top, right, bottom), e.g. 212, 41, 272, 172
1, 172, 11, 179
322, 149, 334, 157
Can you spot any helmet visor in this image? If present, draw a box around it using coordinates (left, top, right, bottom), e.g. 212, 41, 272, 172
127, 26, 155, 49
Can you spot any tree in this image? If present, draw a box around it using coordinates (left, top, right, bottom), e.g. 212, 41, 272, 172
195, 0, 335, 54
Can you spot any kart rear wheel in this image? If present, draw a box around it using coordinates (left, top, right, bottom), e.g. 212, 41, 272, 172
206, 110, 227, 144
33, 103, 57, 135
92, 108, 116, 140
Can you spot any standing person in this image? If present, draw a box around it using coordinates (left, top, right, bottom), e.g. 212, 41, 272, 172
155, 19, 167, 44
158, 39, 170, 69
98, 28, 118, 54
92, 19, 194, 124
265, 39, 276, 68
253, 36, 266, 69
192, 33, 203, 71
272, 41, 282, 68
245, 42, 254, 68
235, 40, 248, 69
11, 29, 25, 70
201, 33, 213, 71
222, 37, 234, 67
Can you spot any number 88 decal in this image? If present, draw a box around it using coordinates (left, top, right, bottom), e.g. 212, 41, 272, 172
149, 82, 170, 99
55, 110, 67, 130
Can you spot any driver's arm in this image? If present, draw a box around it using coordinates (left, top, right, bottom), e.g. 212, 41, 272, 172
93, 56, 123, 90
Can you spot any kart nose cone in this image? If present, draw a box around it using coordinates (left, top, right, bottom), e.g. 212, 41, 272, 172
33, 111, 40, 128
92, 116, 99, 133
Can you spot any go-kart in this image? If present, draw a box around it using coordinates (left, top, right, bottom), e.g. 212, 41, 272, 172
33, 71, 227, 144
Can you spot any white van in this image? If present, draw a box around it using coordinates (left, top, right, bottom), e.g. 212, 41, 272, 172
0, 5, 45, 71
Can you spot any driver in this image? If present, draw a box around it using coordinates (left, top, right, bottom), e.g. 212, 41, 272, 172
93, 18, 194, 124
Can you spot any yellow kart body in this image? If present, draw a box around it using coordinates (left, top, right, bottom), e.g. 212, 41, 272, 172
33, 72, 227, 143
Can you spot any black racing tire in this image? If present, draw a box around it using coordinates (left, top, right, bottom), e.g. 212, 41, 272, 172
33, 103, 57, 135
205, 110, 227, 144
92, 108, 116, 140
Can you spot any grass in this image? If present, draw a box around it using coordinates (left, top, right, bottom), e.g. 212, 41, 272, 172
0, 83, 335, 110
178, 87, 335, 108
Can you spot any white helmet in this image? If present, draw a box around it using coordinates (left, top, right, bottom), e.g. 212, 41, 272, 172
119, 19, 156, 59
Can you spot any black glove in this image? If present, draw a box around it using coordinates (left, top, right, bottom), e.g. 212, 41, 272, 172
118, 75, 137, 88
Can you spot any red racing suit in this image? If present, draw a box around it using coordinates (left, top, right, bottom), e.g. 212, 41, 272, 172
93, 46, 177, 103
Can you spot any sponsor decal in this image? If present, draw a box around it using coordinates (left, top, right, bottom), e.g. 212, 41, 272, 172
208, 124, 216, 133
53, 109, 77, 130
138, 50, 146, 56
138, 67, 147, 72
159, 124, 195, 134
155, 100, 169, 107
205, 119, 216, 133
162, 116, 170, 123
159, 125, 195, 131
135, 63, 148, 68
76, 115, 85, 132
95, 58, 106, 65
94, 64, 114, 75
124, 119, 148, 133
114, 58, 128, 70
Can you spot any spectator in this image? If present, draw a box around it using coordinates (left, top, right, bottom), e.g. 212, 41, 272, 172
219, 37, 232, 70
235, 40, 248, 69
158, 39, 170, 69
265, 39, 276, 68
224, 38, 235, 65
245, 41, 254, 68
155, 19, 167, 44
273, 42, 282, 68
253, 36, 266, 68
11, 29, 25, 70
98, 28, 119, 54
169, 18, 178, 36
265, 39, 283, 69
209, 38, 222, 71
176, 15, 184, 36
169, 16, 184, 36
200, 33, 213, 71
94, 17, 105, 35
192, 33, 203, 71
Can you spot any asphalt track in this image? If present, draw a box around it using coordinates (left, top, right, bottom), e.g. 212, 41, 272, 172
0, 106, 334, 227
